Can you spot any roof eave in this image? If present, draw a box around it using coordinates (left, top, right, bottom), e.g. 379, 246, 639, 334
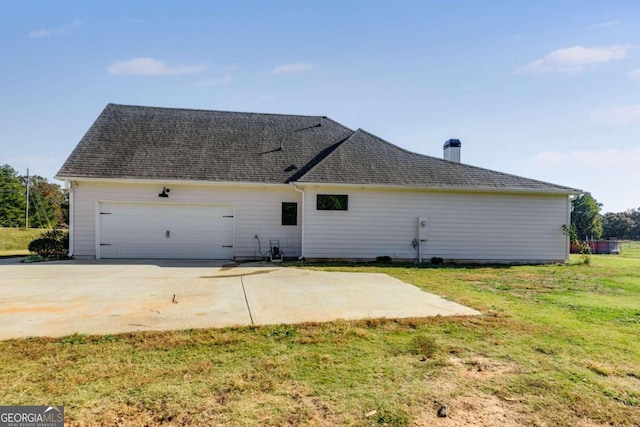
54, 175, 291, 188
292, 181, 582, 195
55, 175, 582, 195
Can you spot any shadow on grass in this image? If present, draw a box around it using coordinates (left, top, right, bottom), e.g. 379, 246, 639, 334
289, 260, 518, 270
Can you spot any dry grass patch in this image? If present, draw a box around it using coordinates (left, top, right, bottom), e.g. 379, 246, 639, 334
0, 227, 49, 255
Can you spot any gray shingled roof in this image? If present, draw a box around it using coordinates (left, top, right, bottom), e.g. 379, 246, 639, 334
298, 130, 580, 193
56, 104, 353, 183
57, 104, 580, 194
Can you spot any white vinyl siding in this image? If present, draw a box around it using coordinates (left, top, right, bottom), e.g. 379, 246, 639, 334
71, 181, 301, 259
71, 181, 570, 262
302, 186, 570, 262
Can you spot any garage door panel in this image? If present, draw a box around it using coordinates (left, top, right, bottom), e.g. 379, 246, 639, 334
99, 202, 234, 259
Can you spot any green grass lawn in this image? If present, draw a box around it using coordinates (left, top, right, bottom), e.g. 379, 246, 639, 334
619, 240, 640, 258
0, 254, 638, 426
0, 227, 49, 255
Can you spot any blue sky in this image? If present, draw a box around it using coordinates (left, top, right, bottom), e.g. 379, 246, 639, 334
2, 0, 639, 212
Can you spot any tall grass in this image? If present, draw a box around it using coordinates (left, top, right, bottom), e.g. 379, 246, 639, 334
620, 240, 640, 258
0, 227, 49, 254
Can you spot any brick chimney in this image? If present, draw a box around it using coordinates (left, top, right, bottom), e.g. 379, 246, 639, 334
443, 139, 461, 163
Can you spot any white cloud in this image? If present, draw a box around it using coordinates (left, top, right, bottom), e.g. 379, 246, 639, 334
28, 20, 82, 38
108, 57, 206, 76
592, 20, 621, 29
29, 28, 69, 39
192, 73, 233, 87
628, 68, 640, 81
269, 62, 314, 76
592, 104, 640, 125
518, 45, 628, 74
29, 27, 69, 38
531, 148, 640, 212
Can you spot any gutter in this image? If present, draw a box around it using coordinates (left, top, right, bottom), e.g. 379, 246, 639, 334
54, 176, 291, 189
54, 176, 581, 196
566, 194, 579, 261
293, 181, 582, 196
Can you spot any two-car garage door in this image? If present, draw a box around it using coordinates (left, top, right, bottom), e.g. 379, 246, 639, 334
98, 202, 234, 259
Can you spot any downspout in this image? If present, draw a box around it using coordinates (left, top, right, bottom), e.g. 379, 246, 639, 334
293, 184, 305, 260
66, 180, 74, 257
566, 194, 577, 261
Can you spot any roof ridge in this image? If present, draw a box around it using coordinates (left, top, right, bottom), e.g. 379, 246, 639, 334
320, 116, 354, 132
106, 103, 348, 122
356, 128, 446, 159
297, 128, 580, 192
288, 130, 356, 182
293, 129, 360, 182
354, 128, 579, 191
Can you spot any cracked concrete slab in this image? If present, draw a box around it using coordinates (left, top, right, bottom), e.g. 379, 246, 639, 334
0, 260, 480, 340
242, 269, 479, 325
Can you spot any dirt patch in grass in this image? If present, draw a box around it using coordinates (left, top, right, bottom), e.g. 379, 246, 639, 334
411, 353, 627, 427
449, 355, 519, 380
416, 391, 615, 427
414, 392, 526, 427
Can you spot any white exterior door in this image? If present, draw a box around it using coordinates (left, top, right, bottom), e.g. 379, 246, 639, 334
98, 202, 234, 259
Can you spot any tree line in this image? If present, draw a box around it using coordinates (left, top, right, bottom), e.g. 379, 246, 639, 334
0, 164, 68, 228
571, 193, 640, 241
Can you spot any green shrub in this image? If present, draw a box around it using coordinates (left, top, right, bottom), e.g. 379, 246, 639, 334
372, 409, 411, 426
411, 334, 439, 358
563, 224, 592, 265
28, 229, 68, 259
577, 241, 592, 265
23, 254, 46, 263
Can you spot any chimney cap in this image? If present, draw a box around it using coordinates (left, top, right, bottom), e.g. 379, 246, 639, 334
443, 139, 461, 148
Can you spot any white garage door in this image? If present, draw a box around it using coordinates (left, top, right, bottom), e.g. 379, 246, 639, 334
98, 202, 234, 259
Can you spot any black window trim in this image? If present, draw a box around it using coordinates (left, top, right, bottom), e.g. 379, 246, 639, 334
281, 202, 298, 225
316, 194, 349, 211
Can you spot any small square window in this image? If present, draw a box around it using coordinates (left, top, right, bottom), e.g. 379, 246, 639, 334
282, 202, 297, 225
317, 194, 348, 211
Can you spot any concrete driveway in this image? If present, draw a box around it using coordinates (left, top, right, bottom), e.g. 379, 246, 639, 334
0, 260, 480, 340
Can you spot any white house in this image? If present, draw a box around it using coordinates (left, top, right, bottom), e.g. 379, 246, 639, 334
56, 104, 581, 263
